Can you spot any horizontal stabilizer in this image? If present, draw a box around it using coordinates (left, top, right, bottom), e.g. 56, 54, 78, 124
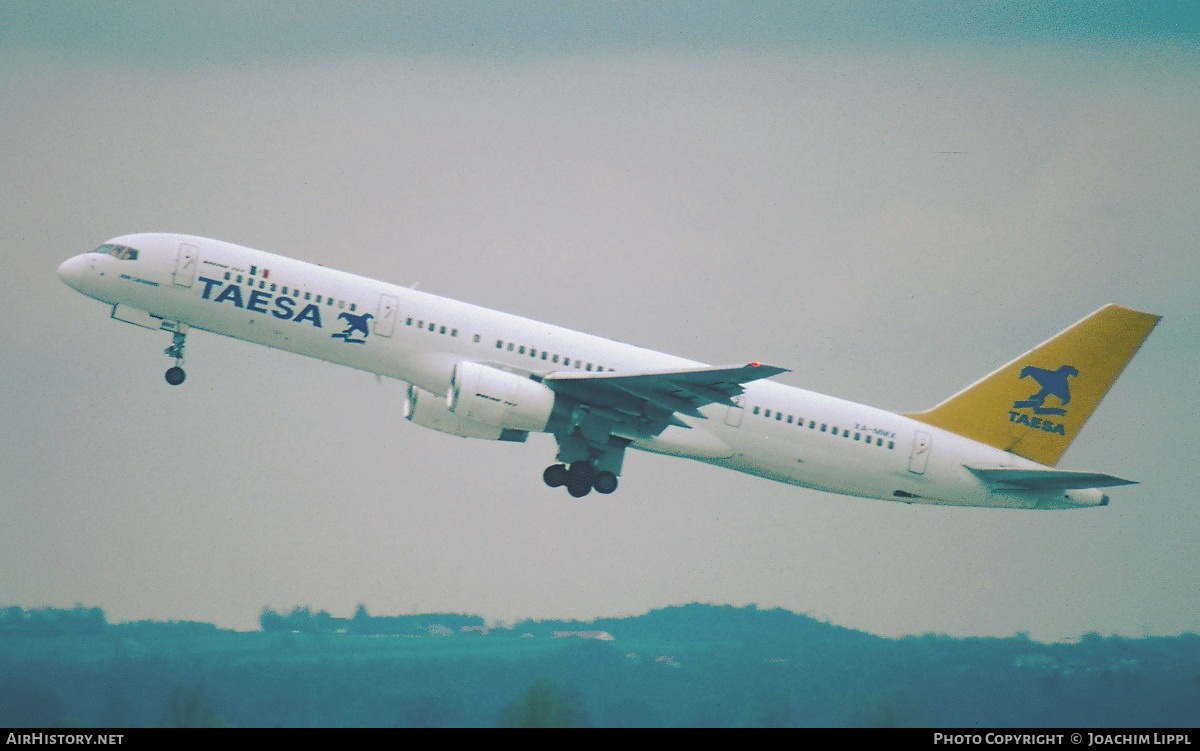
965, 465, 1137, 491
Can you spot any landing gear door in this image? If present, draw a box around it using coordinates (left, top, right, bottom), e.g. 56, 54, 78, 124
908, 430, 931, 475
173, 242, 198, 287
374, 294, 399, 337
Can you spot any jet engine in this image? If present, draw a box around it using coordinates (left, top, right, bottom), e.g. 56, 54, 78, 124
447, 361, 555, 432
404, 383, 525, 441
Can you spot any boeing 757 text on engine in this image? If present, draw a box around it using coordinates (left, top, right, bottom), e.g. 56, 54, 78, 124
59, 234, 1160, 507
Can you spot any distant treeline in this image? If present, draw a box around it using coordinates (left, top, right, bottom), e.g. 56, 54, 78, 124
1, 603, 1197, 727
0, 605, 107, 636
258, 605, 486, 636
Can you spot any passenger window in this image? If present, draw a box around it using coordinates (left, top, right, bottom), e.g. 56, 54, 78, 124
888, 441, 895, 449
530, 348, 537, 357
224, 272, 231, 281
495, 340, 503, 348
282, 287, 290, 295
270, 284, 277, 292
820, 424, 827, 432
764, 409, 772, 418
563, 358, 570, 366
237, 275, 243, 283
440, 326, 446, 334
507, 343, 514, 351
518, 346, 526, 354
338, 300, 345, 309
586, 363, 593, 371
541, 352, 548, 360
552, 355, 559, 363
752, 406, 761, 415
776, 413, 782, 421
451, 329, 458, 337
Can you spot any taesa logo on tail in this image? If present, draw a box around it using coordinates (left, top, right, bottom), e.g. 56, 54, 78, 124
1012, 365, 1078, 416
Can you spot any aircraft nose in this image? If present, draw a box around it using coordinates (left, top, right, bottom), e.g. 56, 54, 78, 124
58, 255, 86, 290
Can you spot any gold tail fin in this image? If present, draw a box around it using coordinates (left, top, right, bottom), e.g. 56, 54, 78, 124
901, 304, 1160, 466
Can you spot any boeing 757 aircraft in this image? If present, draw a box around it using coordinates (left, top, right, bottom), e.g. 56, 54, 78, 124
59, 234, 1160, 508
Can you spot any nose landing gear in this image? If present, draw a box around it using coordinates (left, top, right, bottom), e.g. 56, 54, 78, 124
163, 327, 188, 386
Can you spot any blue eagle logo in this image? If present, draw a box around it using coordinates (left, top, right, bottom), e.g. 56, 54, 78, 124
331, 311, 374, 344
1011, 364, 1078, 416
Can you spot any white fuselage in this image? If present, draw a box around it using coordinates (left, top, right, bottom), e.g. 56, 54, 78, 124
58, 233, 1103, 510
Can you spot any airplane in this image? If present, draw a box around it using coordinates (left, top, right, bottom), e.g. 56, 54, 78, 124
58, 233, 1160, 509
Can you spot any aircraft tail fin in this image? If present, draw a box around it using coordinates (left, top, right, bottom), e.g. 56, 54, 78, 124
901, 304, 1160, 466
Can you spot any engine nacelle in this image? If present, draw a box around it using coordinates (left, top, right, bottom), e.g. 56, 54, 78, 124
447, 361, 555, 432
404, 384, 514, 440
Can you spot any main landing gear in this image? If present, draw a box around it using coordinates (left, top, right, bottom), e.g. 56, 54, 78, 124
543, 462, 618, 498
163, 327, 188, 386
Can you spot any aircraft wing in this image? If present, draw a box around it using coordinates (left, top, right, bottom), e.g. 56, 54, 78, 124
541, 362, 787, 430
535, 362, 787, 474
965, 465, 1137, 491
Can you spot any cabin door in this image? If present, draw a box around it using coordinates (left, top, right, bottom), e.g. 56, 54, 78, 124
908, 431, 932, 475
374, 294, 399, 337
172, 242, 198, 287
724, 395, 744, 427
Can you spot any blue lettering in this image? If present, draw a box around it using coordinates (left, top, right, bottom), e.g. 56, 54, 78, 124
214, 284, 244, 308
198, 276, 223, 299
200, 279, 325, 330
1008, 411, 1066, 435
272, 296, 296, 320
292, 304, 323, 328
247, 289, 272, 313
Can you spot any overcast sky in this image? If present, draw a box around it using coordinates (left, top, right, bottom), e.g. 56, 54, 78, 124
2, 3, 1197, 641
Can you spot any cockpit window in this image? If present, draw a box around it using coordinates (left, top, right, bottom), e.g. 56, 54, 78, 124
92, 243, 138, 261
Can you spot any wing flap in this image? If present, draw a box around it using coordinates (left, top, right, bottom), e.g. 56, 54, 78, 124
965, 465, 1137, 491
608, 381, 708, 418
